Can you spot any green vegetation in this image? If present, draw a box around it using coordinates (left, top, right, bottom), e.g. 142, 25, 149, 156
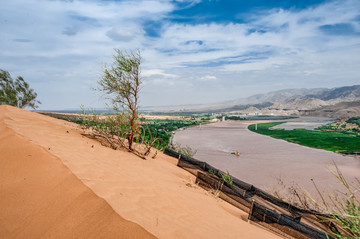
172, 143, 198, 157
80, 109, 132, 152
0, 69, 41, 109
346, 117, 360, 127
140, 119, 205, 150
208, 169, 216, 175
48, 112, 210, 151
248, 122, 360, 154
221, 171, 233, 185
325, 166, 360, 239
318, 117, 360, 135
97, 49, 142, 152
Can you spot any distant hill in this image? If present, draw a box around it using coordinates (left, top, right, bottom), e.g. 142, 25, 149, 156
227, 85, 360, 106
206, 85, 360, 116
231, 88, 329, 105
306, 85, 360, 101
150, 85, 360, 118
300, 100, 360, 119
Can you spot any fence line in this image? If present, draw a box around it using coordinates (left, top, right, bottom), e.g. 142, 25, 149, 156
164, 147, 336, 239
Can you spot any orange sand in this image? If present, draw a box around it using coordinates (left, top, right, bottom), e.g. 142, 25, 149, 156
0, 105, 279, 238
0, 106, 155, 238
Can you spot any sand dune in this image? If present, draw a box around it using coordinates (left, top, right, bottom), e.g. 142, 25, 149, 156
0, 106, 155, 238
0, 105, 278, 238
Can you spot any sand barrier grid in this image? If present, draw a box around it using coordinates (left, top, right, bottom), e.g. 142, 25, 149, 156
164, 148, 338, 239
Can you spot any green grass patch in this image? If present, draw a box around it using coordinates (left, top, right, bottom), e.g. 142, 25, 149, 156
248, 122, 360, 154
139, 119, 209, 150
221, 171, 233, 185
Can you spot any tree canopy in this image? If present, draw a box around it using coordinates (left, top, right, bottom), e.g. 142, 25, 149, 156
97, 49, 142, 151
0, 70, 41, 109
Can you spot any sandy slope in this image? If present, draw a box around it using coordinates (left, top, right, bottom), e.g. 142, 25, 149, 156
0, 105, 278, 239
0, 106, 155, 239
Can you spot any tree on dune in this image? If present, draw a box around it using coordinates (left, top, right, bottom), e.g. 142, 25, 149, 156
97, 49, 142, 152
0, 69, 41, 109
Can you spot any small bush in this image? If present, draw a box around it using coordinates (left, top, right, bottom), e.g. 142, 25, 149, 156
221, 171, 233, 185
208, 169, 215, 175
173, 143, 197, 157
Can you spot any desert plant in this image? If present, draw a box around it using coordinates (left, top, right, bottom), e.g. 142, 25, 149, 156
97, 49, 141, 152
139, 123, 162, 156
269, 162, 360, 238
173, 143, 197, 157
317, 164, 360, 238
221, 171, 233, 185
208, 169, 216, 175
0, 69, 41, 109
79, 107, 159, 159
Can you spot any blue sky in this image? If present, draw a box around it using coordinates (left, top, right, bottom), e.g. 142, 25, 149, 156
1, 0, 359, 110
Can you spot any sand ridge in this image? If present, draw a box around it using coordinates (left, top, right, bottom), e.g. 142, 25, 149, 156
0, 106, 156, 239
0, 105, 279, 239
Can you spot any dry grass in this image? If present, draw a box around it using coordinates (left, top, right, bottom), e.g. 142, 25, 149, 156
268, 162, 360, 238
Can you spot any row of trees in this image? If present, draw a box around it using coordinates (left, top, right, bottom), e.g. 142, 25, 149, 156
0, 70, 40, 109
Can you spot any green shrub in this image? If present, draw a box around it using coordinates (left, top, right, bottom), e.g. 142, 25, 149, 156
221, 171, 233, 185
208, 169, 215, 175
174, 143, 197, 157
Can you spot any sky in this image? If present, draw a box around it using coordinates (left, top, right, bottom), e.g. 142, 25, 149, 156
1, 0, 360, 110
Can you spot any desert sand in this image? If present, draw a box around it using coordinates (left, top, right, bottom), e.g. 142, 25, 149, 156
0, 106, 155, 239
0, 105, 278, 239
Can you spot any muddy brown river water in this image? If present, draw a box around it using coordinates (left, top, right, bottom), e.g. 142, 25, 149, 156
173, 120, 360, 200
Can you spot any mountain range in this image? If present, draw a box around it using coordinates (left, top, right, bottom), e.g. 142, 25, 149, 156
149, 85, 360, 118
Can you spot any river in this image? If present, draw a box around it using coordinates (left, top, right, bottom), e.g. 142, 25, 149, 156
173, 119, 360, 202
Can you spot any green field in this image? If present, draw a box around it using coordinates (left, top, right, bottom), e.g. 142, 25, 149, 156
139, 119, 206, 149
248, 122, 360, 154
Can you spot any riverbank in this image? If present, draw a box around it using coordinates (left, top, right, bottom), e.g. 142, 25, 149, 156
173, 120, 360, 198
249, 121, 360, 154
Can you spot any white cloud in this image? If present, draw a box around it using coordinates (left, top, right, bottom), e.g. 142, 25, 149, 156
142, 69, 178, 78
106, 26, 144, 42
198, 75, 217, 82
1, 0, 359, 109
